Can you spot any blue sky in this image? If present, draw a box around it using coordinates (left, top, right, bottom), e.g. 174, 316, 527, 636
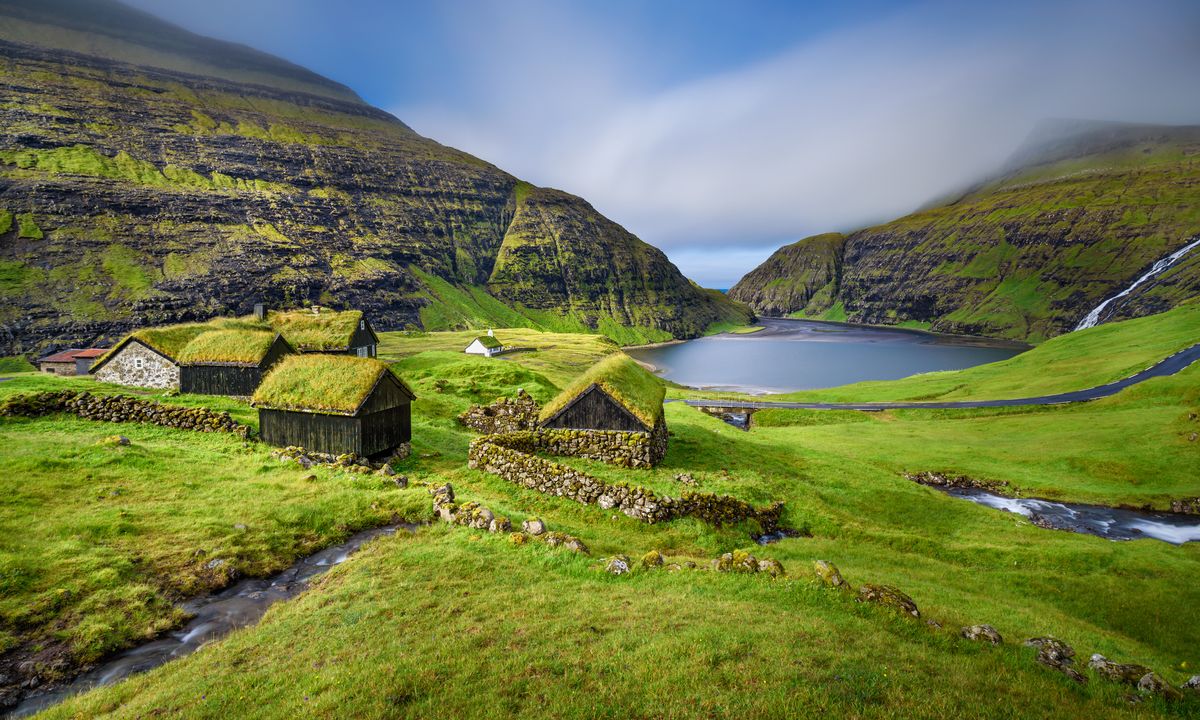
127, 0, 1200, 287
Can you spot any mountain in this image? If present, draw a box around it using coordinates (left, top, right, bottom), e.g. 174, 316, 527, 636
730, 121, 1200, 342
0, 0, 749, 355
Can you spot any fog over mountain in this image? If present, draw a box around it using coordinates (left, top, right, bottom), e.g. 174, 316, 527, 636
124, 0, 1200, 286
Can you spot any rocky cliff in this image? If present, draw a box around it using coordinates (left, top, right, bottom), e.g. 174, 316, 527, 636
730, 122, 1200, 342
0, 0, 748, 355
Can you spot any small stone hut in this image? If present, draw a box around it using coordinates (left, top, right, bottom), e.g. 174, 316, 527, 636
178, 330, 293, 396
90, 323, 214, 389
268, 308, 379, 358
37, 348, 107, 376
538, 353, 668, 464
253, 355, 415, 458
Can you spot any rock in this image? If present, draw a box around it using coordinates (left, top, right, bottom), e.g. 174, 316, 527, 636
675, 473, 697, 486
430, 483, 455, 504
856, 584, 919, 618
1182, 675, 1200, 691
926, 619, 943, 629
522, 518, 546, 536
563, 537, 589, 555
712, 550, 759, 573
664, 563, 683, 571
114, 435, 130, 446
468, 507, 495, 530
393, 475, 409, 488
812, 560, 848, 589
1088, 654, 1152, 685
509, 532, 528, 546
1137, 672, 1183, 700
380, 464, 396, 476
960, 625, 1003, 645
233, 523, 248, 531
205, 558, 227, 570
488, 516, 512, 533
606, 555, 631, 575
1024, 637, 1075, 666
641, 550, 664, 568
597, 494, 617, 510
757, 558, 786, 578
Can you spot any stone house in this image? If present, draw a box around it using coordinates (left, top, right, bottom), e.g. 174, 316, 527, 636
90, 337, 183, 389
37, 348, 107, 376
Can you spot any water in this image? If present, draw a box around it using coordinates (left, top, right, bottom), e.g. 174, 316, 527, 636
9, 524, 417, 718
941, 488, 1200, 545
1075, 236, 1200, 330
628, 318, 1025, 394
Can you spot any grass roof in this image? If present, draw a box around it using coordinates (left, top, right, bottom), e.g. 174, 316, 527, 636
472, 335, 502, 350
539, 353, 665, 429
268, 309, 364, 351
177, 330, 279, 365
94, 317, 272, 367
253, 355, 409, 415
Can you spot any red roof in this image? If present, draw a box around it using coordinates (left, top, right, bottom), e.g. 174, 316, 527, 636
38, 348, 108, 363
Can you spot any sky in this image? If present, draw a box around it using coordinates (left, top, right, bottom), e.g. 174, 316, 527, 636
125, 0, 1200, 287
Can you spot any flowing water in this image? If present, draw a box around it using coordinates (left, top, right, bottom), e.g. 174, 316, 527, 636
940, 488, 1200, 544
9, 523, 417, 718
628, 318, 1025, 394
1075, 236, 1200, 330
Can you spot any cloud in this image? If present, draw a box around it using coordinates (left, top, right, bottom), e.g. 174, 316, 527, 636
396, 0, 1200, 286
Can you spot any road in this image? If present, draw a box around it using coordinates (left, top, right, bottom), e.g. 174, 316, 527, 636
682, 342, 1200, 412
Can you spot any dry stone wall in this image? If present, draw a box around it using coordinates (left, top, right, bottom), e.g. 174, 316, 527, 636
468, 431, 781, 529
458, 389, 540, 434
94, 342, 179, 389
0, 391, 250, 437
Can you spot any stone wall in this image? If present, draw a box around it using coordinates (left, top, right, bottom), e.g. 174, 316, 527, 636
94, 342, 179, 389
468, 431, 781, 529
458, 389, 539, 434
0, 391, 250, 437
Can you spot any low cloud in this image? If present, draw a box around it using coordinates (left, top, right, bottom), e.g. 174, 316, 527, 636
397, 0, 1200, 286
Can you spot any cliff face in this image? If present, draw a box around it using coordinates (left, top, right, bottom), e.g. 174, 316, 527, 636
0, 1, 748, 354
727, 233, 844, 318
730, 123, 1200, 342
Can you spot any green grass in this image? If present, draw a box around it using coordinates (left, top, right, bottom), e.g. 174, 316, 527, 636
267, 309, 363, 351
0, 356, 35, 373
176, 329, 278, 365
729, 325, 766, 334
10, 308, 1200, 718
0, 414, 429, 672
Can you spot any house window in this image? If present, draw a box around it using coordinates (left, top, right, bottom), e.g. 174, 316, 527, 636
357, 346, 368, 358
134, 357, 144, 369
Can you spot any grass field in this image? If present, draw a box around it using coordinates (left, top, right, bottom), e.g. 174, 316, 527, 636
3, 308, 1199, 718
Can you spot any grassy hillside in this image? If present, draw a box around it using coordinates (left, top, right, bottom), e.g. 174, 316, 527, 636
0, 1, 748, 356
731, 123, 1200, 342
3, 308, 1198, 717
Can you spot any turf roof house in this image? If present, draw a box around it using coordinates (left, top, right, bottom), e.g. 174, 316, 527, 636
464, 330, 506, 357
177, 330, 293, 396
253, 355, 415, 458
539, 354, 669, 465
268, 308, 379, 358
90, 323, 218, 389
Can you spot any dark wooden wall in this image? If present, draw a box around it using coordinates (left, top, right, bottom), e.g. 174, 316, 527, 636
349, 321, 377, 357
360, 405, 411, 457
180, 365, 264, 396
541, 386, 648, 432
260, 409, 362, 456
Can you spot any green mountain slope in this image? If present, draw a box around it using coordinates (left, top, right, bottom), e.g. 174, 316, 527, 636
730, 121, 1200, 342
0, 0, 748, 354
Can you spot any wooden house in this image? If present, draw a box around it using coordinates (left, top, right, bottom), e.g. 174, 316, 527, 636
37, 348, 107, 376
177, 330, 292, 396
268, 308, 379, 358
464, 330, 505, 357
253, 355, 415, 458
539, 354, 666, 434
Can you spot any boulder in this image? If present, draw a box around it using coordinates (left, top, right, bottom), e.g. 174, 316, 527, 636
1024, 637, 1075, 666
812, 560, 848, 589
856, 584, 920, 618
641, 550, 664, 568
960, 625, 1003, 645
509, 532, 529, 546
606, 555, 631, 575
522, 518, 546, 536
489, 516, 512, 534
1182, 675, 1200, 692
712, 550, 759, 573
1088, 654, 1152, 685
393, 475, 409, 488
564, 536, 589, 555
757, 558, 786, 578
1137, 672, 1183, 701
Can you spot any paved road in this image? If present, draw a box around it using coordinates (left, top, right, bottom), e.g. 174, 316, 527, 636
682, 342, 1200, 412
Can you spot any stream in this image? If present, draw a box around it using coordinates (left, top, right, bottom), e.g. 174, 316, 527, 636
940, 488, 1200, 544
9, 523, 417, 718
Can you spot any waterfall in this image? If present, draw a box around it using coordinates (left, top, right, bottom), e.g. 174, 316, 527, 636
1074, 236, 1200, 331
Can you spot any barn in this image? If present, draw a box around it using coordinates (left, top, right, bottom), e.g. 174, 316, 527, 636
178, 330, 293, 396
253, 355, 415, 458
539, 353, 666, 432
268, 308, 379, 358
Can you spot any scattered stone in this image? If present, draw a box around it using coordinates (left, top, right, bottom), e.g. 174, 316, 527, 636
107, 435, 131, 446
522, 518, 546, 536
563, 537, 589, 555
712, 550, 759, 573
393, 475, 409, 488
488, 516, 512, 534
906, 471, 1010, 493
756, 558, 786, 578
379, 464, 396, 476
856, 584, 920, 618
509, 532, 528, 546
960, 625, 1003, 645
641, 550, 664, 568
926, 619, 943, 629
233, 523, 248, 532
205, 558, 227, 570
1025, 637, 1085, 683
682, 561, 696, 570
1137, 672, 1183, 700
1182, 675, 1200, 691
1088, 654, 1152, 685
674, 473, 698, 487
664, 563, 683, 571
813, 560, 848, 589
1171, 497, 1200, 515
606, 555, 631, 575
